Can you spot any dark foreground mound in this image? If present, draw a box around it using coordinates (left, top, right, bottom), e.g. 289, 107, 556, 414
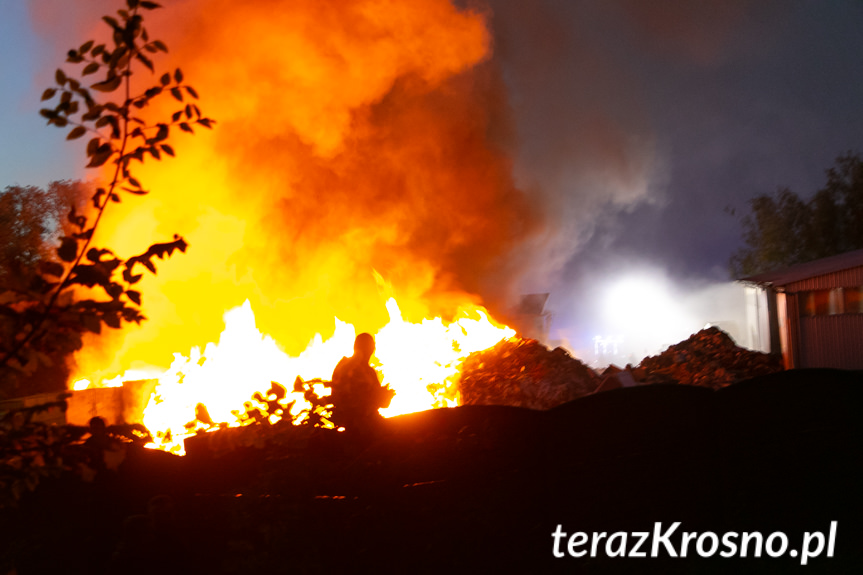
2, 369, 861, 574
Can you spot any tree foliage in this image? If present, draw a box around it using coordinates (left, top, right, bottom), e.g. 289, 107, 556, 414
0, 182, 86, 292
0, 0, 214, 398
730, 153, 863, 278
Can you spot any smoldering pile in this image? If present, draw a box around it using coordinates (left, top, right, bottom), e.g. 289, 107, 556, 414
627, 326, 784, 390
456, 327, 784, 410
457, 338, 601, 410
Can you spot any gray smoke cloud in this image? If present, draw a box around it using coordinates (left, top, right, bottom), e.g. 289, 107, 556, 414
485, 0, 762, 293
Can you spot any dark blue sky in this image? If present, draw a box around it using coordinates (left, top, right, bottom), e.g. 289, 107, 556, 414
0, 3, 84, 188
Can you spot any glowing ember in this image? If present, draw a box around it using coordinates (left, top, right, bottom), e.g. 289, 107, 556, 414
88, 298, 513, 454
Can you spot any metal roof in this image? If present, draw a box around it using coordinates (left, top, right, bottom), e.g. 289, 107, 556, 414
740, 248, 863, 287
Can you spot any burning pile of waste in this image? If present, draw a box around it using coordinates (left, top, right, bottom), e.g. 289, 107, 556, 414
457, 338, 600, 410
631, 326, 784, 389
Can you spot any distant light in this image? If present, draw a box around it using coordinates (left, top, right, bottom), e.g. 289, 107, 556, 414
606, 275, 676, 327
602, 273, 693, 356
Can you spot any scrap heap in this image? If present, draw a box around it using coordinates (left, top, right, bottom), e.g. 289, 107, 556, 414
457, 338, 600, 410
457, 327, 785, 410
632, 326, 784, 389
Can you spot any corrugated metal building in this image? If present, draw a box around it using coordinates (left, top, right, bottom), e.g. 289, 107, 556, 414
741, 248, 863, 369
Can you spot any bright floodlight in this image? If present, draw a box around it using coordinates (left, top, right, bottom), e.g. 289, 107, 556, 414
603, 273, 694, 356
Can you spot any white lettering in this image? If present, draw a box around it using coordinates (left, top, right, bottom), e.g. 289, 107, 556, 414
720, 532, 738, 557
679, 532, 698, 557
629, 532, 648, 558
801, 531, 824, 566
591, 532, 607, 558
549, 522, 834, 563
765, 532, 788, 558
651, 522, 680, 557
567, 532, 588, 558
605, 532, 627, 558
740, 532, 763, 557
696, 532, 719, 557
552, 525, 567, 558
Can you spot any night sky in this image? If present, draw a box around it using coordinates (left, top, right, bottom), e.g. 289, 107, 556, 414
1, 0, 862, 363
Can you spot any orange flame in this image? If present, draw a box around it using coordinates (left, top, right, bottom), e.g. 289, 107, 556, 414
53, 0, 536, 435
121, 297, 513, 454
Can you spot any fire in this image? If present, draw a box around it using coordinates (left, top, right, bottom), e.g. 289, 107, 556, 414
50, 0, 535, 442
95, 297, 514, 454
376, 298, 517, 416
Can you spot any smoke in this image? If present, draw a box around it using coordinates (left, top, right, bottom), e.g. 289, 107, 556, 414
484, 0, 759, 291
29, 0, 544, 379
475, 0, 657, 292
614, 0, 752, 65
25, 0, 763, 380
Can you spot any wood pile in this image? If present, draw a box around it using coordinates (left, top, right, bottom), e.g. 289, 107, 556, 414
633, 326, 784, 389
457, 338, 600, 410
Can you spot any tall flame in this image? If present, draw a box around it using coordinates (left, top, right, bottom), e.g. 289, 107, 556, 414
29, 1, 538, 415
132, 297, 513, 454
55, 0, 535, 385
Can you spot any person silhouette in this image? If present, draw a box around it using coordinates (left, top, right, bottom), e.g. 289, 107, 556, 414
330, 333, 392, 438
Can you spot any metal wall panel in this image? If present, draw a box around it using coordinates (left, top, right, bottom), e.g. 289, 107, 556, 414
784, 267, 863, 292
798, 315, 863, 369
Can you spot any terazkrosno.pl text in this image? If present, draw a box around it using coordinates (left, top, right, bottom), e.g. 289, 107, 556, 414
552, 521, 837, 566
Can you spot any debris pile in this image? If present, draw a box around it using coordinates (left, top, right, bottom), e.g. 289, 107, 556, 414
457, 338, 600, 410
457, 328, 784, 409
633, 326, 783, 389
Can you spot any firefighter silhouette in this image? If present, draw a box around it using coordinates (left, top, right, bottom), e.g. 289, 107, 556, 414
330, 333, 393, 433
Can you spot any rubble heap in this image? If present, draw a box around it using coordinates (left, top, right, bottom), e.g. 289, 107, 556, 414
457, 338, 600, 410
633, 326, 783, 389
457, 328, 784, 410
